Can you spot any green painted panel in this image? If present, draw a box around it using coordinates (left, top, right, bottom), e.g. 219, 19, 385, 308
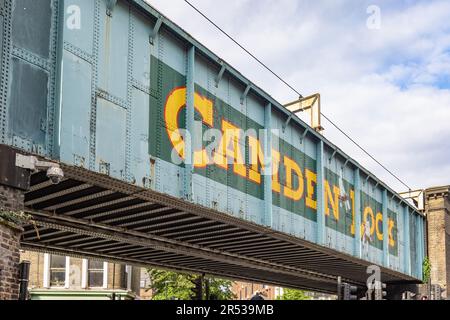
149, 55, 399, 256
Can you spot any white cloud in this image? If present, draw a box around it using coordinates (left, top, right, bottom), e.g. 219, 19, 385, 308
146, 0, 450, 191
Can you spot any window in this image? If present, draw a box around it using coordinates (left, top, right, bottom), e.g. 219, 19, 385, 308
69, 258, 82, 288
118, 265, 132, 290
88, 260, 104, 287
50, 255, 66, 287
140, 269, 150, 289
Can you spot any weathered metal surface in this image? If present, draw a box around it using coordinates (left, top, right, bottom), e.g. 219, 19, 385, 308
0, 0, 426, 286
12, 0, 52, 59
9, 58, 48, 151
0, 0, 60, 155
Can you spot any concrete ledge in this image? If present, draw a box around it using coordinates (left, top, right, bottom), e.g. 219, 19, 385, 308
0, 217, 24, 233
29, 289, 137, 300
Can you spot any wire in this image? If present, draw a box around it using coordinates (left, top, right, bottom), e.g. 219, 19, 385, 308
321, 114, 411, 190
183, 0, 412, 191
184, 0, 303, 98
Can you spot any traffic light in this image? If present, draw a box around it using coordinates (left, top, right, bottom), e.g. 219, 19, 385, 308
432, 285, 442, 300
374, 282, 387, 300
343, 283, 358, 300
190, 275, 203, 300
337, 277, 358, 300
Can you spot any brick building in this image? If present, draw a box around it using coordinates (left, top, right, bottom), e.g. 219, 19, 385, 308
231, 281, 335, 300
0, 185, 26, 300
425, 186, 450, 299
20, 251, 141, 300
232, 282, 281, 300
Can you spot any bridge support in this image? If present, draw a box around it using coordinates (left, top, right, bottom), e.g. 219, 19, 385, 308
184, 45, 195, 201
263, 102, 272, 228
403, 205, 411, 276
382, 190, 389, 267
0, 145, 30, 299
0, 185, 25, 300
316, 140, 325, 245
354, 168, 361, 258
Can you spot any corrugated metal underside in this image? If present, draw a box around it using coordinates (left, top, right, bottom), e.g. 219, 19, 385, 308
21, 165, 419, 294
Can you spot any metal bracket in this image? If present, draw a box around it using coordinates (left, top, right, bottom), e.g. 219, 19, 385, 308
365, 175, 371, 185
215, 63, 226, 88
300, 128, 309, 144
15, 154, 60, 171
283, 113, 294, 133
149, 16, 163, 45
329, 148, 338, 162
342, 159, 350, 169
240, 83, 251, 105
284, 93, 324, 133
105, 0, 117, 17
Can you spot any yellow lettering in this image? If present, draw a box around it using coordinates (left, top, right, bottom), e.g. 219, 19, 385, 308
248, 136, 265, 184
388, 218, 395, 247
272, 150, 281, 193
164, 87, 213, 168
325, 180, 340, 221
305, 169, 317, 210
213, 120, 246, 178
283, 156, 304, 201
375, 212, 383, 241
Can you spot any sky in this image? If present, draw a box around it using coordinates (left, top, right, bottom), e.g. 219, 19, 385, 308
146, 0, 450, 192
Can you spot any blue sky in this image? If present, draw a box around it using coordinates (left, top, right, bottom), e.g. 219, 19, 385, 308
147, 0, 450, 191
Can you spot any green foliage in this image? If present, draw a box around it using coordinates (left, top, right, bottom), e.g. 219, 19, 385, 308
148, 269, 194, 300
206, 277, 235, 300
423, 256, 431, 283
146, 269, 235, 300
0, 209, 33, 226
0, 209, 40, 238
278, 288, 311, 300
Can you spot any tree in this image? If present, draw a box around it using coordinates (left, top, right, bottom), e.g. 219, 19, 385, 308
148, 269, 194, 300
278, 288, 311, 300
206, 277, 235, 300
146, 269, 236, 300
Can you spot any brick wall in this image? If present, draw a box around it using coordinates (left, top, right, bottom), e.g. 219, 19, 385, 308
20, 251, 44, 289
0, 185, 25, 212
0, 185, 25, 300
0, 223, 22, 300
425, 187, 450, 299
232, 282, 278, 300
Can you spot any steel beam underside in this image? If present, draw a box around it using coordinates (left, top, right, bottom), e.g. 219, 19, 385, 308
21, 165, 420, 293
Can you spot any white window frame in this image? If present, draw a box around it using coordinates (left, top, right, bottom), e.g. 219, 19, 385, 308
64, 257, 70, 289
82, 259, 108, 289
125, 265, 132, 291
43, 254, 70, 289
81, 259, 88, 289
43, 253, 50, 288
103, 262, 108, 289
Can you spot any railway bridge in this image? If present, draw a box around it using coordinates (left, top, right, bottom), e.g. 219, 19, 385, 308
0, 0, 424, 298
